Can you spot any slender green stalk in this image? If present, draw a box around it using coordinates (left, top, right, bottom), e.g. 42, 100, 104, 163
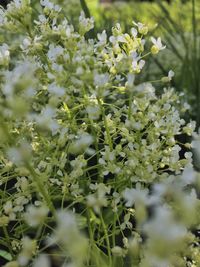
26, 163, 56, 216
3, 226, 14, 258
97, 98, 113, 150
192, 0, 197, 54
100, 212, 112, 267
192, 0, 200, 126
128, 91, 133, 120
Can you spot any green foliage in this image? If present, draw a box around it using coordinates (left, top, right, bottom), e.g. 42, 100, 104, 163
0, 1, 199, 267
151, 0, 200, 126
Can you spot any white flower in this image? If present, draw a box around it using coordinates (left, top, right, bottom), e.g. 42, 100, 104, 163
79, 11, 94, 34
132, 59, 145, 73
133, 22, 148, 35
161, 70, 175, 83
87, 183, 110, 213
126, 73, 135, 88
151, 37, 166, 54
131, 27, 138, 38
40, 0, 61, 12
18, 237, 36, 267
86, 105, 100, 120
168, 70, 175, 80
4, 200, 16, 220
0, 9, 6, 25
111, 246, 124, 257
37, 14, 47, 24
183, 121, 196, 136
123, 183, 149, 207
94, 72, 109, 87
143, 206, 187, 241
33, 254, 50, 267
0, 43, 10, 65
69, 133, 93, 154
15, 177, 29, 192
40, 0, 53, 9
7, 148, 22, 165
34, 105, 60, 134
20, 37, 31, 50
24, 205, 49, 227
97, 30, 107, 46
10, 0, 23, 9
131, 52, 145, 73
47, 44, 64, 62
48, 83, 65, 97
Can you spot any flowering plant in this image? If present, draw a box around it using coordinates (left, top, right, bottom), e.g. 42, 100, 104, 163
0, 1, 199, 267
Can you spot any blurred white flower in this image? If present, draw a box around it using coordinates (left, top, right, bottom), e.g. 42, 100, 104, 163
123, 183, 149, 207
33, 254, 50, 267
79, 11, 94, 34
40, 0, 61, 12
24, 205, 49, 227
161, 70, 175, 82
0, 43, 10, 65
18, 237, 37, 266
94, 72, 109, 87
151, 37, 166, 54
48, 83, 65, 97
131, 27, 138, 38
47, 44, 64, 62
131, 52, 145, 73
144, 206, 187, 242
133, 21, 148, 35
69, 133, 93, 154
97, 30, 107, 46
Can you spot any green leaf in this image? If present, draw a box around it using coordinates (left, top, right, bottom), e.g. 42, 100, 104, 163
0, 249, 13, 261
80, 0, 91, 18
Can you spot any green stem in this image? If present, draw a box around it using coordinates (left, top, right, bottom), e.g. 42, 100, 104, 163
26, 163, 56, 216
128, 90, 133, 120
3, 226, 14, 258
97, 98, 113, 150
100, 212, 112, 267
192, 0, 197, 55
140, 51, 151, 59
112, 213, 116, 248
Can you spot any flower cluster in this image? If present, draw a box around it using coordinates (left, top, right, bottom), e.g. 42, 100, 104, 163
0, 1, 199, 267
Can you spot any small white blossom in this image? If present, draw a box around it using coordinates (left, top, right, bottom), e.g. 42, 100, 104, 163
151, 37, 166, 54
161, 70, 175, 82
123, 184, 149, 207
97, 30, 107, 46
144, 206, 187, 241
133, 22, 148, 35
18, 237, 37, 267
132, 58, 145, 73
48, 83, 65, 97
94, 72, 109, 87
24, 205, 49, 227
69, 133, 93, 154
0, 43, 10, 65
79, 11, 94, 34
168, 70, 175, 80
40, 0, 61, 12
0, 9, 6, 25
47, 44, 64, 62
131, 27, 138, 38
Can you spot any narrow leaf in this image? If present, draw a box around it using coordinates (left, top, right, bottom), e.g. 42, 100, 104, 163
0, 249, 12, 261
